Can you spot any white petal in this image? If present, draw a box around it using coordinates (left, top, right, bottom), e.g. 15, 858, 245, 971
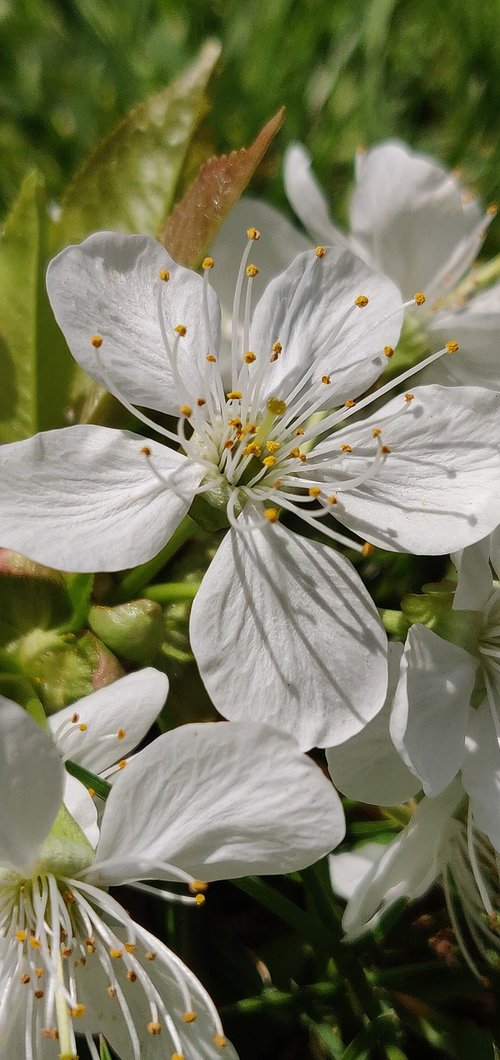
63, 773, 99, 847
349, 140, 482, 298
451, 537, 493, 611
89, 720, 345, 884
190, 516, 388, 749
47, 232, 221, 414
326, 642, 420, 804
209, 198, 310, 387
322, 385, 500, 554
329, 843, 386, 900
283, 143, 348, 245
249, 245, 403, 404
49, 669, 168, 772
0, 697, 64, 873
462, 701, 500, 850
423, 283, 500, 390
341, 780, 464, 940
0, 425, 201, 571
390, 625, 476, 796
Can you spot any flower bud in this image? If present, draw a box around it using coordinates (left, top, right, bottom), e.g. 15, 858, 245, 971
88, 599, 164, 663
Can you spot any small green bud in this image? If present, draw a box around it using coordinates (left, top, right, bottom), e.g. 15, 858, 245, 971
88, 599, 164, 663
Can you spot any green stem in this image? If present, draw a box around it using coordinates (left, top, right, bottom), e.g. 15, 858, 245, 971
144, 581, 200, 603
221, 981, 340, 1017
300, 863, 385, 1024
111, 516, 200, 603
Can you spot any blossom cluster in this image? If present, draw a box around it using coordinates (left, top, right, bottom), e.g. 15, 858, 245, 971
1, 136, 500, 1056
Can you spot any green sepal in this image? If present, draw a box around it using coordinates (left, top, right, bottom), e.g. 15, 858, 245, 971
36, 803, 95, 876
401, 579, 483, 655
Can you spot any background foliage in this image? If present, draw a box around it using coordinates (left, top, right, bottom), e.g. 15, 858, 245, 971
1, 2, 500, 1057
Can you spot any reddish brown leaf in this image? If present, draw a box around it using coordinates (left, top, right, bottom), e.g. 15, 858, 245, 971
160, 107, 285, 267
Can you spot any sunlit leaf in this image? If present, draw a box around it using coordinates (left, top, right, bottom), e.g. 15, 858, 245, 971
161, 106, 285, 267
0, 171, 73, 442
55, 39, 221, 247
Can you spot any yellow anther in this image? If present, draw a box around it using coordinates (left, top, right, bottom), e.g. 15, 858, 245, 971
202, 256, 214, 269
61, 946, 73, 957
118, 760, 127, 771
247, 226, 261, 240
272, 479, 282, 489
70, 1004, 86, 1018
41, 1029, 59, 1040
246, 264, 259, 278
294, 427, 304, 436
70, 713, 79, 723
109, 948, 122, 959
78, 723, 87, 732
179, 405, 192, 417
214, 1034, 227, 1048
206, 353, 217, 363
362, 542, 375, 557
29, 936, 41, 949
159, 269, 170, 282
327, 495, 337, 505
344, 399, 356, 408
15, 930, 27, 942
405, 392, 414, 402
244, 351, 257, 363
117, 728, 126, 740
224, 439, 235, 450
340, 444, 352, 453
446, 340, 460, 353
34, 989, 44, 999
87, 787, 95, 798
414, 291, 426, 306
21, 974, 30, 984
183, 1011, 197, 1023
381, 445, 391, 454
124, 943, 136, 953
91, 335, 103, 348
371, 428, 381, 437
171, 1054, 185, 1060
197, 397, 206, 407
229, 417, 242, 428
175, 324, 187, 336
264, 508, 279, 523
383, 345, 394, 358
315, 245, 326, 258
243, 442, 261, 456
267, 397, 287, 416
145, 951, 156, 960
321, 375, 331, 385
488, 203, 498, 215
272, 341, 282, 354
195, 894, 206, 906
34, 968, 43, 978
263, 456, 277, 467
227, 391, 242, 400
85, 938, 96, 953
147, 1022, 162, 1035
355, 295, 369, 308
141, 445, 152, 456
107, 985, 117, 998
308, 487, 321, 497
266, 440, 281, 452
127, 970, 137, 982
189, 880, 209, 895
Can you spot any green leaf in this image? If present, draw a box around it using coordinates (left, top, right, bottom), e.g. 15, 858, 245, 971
55, 40, 221, 247
0, 170, 73, 442
99, 1036, 113, 1060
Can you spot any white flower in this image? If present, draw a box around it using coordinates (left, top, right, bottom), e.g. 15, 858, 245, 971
0, 698, 344, 1058
329, 780, 464, 941
284, 139, 500, 390
2, 230, 500, 749
390, 537, 500, 850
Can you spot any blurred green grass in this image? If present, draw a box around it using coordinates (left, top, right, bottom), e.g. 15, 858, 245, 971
2, 0, 500, 249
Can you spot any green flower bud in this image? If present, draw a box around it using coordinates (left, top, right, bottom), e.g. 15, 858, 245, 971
88, 599, 164, 663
